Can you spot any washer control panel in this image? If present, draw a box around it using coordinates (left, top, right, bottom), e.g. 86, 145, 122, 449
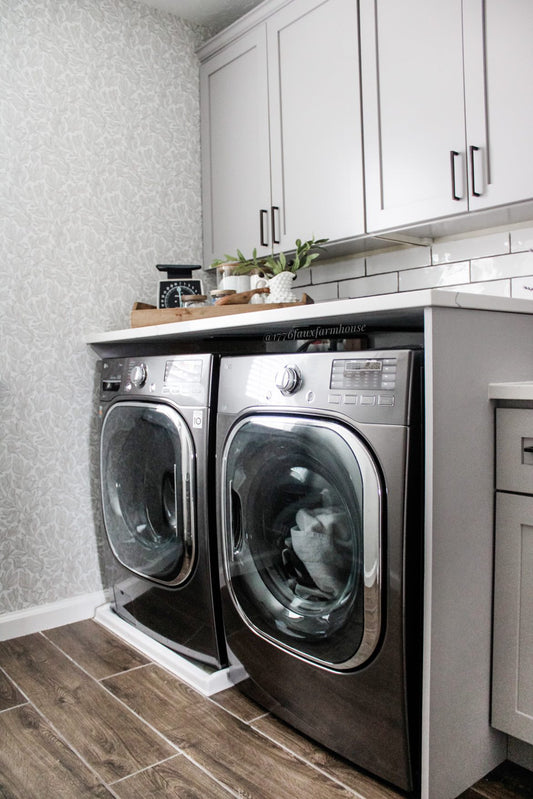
329, 357, 398, 408
331, 357, 397, 392
218, 350, 419, 426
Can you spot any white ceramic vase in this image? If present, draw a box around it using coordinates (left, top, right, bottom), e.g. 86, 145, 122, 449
265, 271, 298, 303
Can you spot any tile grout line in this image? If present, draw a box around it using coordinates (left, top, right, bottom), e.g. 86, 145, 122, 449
39, 630, 248, 795
0, 665, 122, 799
70, 630, 361, 798
177, 750, 244, 799
10, 634, 187, 784
15, 629, 391, 798
40, 628, 156, 681
201, 694, 365, 797
107, 752, 182, 786
246, 718, 366, 799
2, 638, 239, 798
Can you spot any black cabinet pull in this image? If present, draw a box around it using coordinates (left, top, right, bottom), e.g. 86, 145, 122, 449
450, 150, 461, 201
470, 145, 482, 197
271, 206, 280, 245
259, 209, 268, 247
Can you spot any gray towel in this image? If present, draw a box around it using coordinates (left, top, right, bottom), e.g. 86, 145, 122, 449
290, 508, 351, 598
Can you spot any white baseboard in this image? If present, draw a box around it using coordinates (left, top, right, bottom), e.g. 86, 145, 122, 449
0, 590, 111, 641
94, 603, 247, 697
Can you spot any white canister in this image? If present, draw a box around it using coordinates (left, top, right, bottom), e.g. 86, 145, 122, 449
219, 274, 251, 292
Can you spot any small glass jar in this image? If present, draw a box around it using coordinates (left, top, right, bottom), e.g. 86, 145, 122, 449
182, 294, 210, 308
210, 289, 236, 303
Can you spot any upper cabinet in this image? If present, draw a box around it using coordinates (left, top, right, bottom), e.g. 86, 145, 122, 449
200, 27, 272, 264
360, 0, 533, 232
200, 0, 364, 265
360, 0, 468, 230
463, 0, 533, 212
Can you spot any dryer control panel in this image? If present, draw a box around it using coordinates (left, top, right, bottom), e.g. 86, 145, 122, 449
99, 355, 213, 407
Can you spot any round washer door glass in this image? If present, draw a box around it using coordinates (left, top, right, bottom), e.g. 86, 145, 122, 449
101, 402, 195, 585
222, 415, 382, 670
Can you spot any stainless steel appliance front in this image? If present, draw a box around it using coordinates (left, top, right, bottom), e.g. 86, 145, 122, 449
216, 349, 423, 791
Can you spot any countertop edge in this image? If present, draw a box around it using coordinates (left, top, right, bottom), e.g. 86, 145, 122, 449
84, 290, 533, 347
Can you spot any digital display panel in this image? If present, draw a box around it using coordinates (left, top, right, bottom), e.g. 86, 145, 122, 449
164, 359, 203, 386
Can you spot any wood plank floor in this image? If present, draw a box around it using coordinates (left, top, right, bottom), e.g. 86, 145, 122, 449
0, 620, 531, 799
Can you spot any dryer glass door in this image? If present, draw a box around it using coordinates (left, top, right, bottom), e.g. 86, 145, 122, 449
101, 402, 195, 585
222, 415, 383, 670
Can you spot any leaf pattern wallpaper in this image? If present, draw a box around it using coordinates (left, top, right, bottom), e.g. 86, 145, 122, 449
0, 0, 206, 614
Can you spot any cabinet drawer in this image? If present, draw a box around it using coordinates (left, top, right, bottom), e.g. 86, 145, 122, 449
496, 408, 533, 493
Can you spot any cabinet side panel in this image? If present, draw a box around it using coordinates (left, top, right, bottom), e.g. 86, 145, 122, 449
422, 307, 533, 798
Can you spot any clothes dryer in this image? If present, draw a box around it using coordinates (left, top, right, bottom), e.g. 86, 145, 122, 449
99, 354, 226, 668
216, 350, 423, 791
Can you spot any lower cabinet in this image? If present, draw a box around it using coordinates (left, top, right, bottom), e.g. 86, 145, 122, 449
493, 409, 533, 744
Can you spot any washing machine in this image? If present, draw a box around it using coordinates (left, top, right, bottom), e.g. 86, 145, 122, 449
98, 354, 226, 669
216, 350, 424, 791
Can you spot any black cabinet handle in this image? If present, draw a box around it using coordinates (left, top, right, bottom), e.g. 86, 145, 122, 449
271, 206, 280, 245
470, 145, 482, 197
450, 150, 461, 201
259, 209, 269, 247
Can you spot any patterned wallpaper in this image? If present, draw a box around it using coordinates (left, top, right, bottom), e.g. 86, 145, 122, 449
0, 0, 206, 614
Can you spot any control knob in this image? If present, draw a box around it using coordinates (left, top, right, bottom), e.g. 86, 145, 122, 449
275, 364, 302, 396
130, 363, 147, 388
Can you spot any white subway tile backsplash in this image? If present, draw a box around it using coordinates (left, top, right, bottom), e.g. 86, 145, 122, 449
471, 251, 533, 281
292, 270, 312, 288
304, 282, 339, 302
311, 255, 365, 284
510, 226, 533, 252
292, 225, 533, 306
339, 272, 398, 298
399, 261, 469, 292
511, 275, 533, 299
366, 245, 431, 275
431, 231, 509, 264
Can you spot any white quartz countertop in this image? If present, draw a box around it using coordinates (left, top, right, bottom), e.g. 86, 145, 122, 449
85, 288, 533, 356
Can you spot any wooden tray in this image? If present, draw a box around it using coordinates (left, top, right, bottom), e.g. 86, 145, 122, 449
130, 295, 313, 328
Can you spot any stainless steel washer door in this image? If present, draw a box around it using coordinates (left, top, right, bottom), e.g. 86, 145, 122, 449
221, 414, 383, 670
101, 402, 195, 585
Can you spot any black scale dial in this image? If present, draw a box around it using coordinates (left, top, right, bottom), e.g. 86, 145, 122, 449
156, 264, 203, 308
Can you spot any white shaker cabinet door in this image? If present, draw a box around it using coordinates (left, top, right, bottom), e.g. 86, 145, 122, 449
492, 491, 533, 745
200, 28, 272, 265
463, 0, 533, 211
267, 0, 364, 247
360, 0, 468, 231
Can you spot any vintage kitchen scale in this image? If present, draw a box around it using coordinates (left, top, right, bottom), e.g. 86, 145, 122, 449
156, 264, 204, 308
